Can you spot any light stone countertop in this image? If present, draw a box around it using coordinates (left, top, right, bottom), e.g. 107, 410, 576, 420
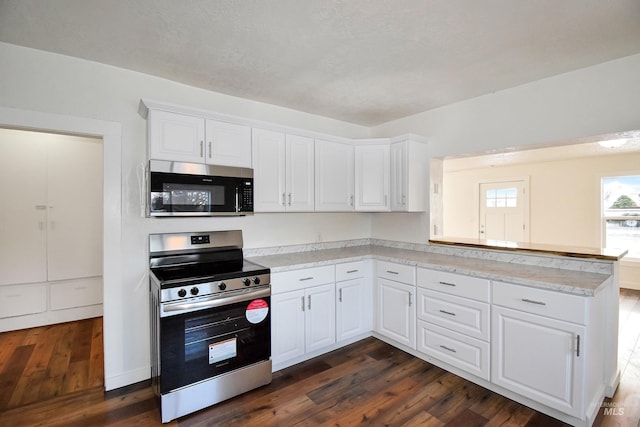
247, 244, 612, 296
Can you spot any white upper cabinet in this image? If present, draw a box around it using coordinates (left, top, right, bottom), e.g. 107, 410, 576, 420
390, 136, 428, 212
252, 128, 286, 212
285, 134, 315, 212
355, 143, 390, 211
252, 129, 314, 212
315, 139, 355, 211
148, 110, 205, 163
205, 119, 252, 168
148, 109, 251, 168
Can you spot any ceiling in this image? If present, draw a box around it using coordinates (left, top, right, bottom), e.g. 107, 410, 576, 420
444, 131, 640, 172
1, 0, 640, 126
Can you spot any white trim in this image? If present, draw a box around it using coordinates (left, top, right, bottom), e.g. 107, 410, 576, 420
0, 106, 122, 391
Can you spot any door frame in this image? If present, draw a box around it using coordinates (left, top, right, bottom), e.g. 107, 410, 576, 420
477, 176, 530, 242
0, 105, 122, 390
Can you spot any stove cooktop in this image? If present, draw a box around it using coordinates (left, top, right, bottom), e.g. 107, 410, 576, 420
151, 259, 270, 287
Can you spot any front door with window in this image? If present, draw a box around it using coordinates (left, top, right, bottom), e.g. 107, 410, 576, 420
479, 180, 529, 242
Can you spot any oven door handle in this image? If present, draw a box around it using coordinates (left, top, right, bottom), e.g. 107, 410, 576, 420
162, 287, 270, 315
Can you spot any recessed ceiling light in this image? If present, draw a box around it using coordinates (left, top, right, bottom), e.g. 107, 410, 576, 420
597, 139, 627, 149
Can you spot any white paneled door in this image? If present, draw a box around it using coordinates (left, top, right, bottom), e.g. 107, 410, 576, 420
479, 180, 529, 242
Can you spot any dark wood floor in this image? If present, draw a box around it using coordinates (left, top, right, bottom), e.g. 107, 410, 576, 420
0, 289, 638, 426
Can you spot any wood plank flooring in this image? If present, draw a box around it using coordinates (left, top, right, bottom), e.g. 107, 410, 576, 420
0, 290, 639, 426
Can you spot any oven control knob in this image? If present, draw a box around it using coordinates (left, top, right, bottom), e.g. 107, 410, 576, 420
218, 282, 227, 291
253, 276, 261, 285
242, 278, 251, 287
177, 289, 187, 298
190, 287, 199, 296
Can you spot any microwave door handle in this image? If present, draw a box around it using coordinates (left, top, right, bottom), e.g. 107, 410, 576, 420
235, 186, 240, 212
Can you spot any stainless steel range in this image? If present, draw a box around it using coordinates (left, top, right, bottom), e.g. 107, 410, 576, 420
149, 230, 271, 423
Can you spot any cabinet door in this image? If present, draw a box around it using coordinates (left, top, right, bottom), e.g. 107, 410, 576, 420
305, 283, 336, 353
252, 128, 286, 212
271, 290, 306, 365
285, 134, 314, 212
391, 139, 428, 212
390, 141, 407, 211
148, 110, 205, 162
46, 136, 103, 281
205, 120, 251, 167
336, 277, 371, 342
376, 278, 415, 348
0, 129, 48, 285
355, 144, 390, 211
492, 306, 584, 417
315, 140, 354, 211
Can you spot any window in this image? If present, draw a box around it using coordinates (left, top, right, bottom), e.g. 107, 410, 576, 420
602, 175, 640, 259
485, 187, 518, 208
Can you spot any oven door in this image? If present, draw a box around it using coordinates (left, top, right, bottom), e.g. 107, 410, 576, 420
159, 289, 271, 393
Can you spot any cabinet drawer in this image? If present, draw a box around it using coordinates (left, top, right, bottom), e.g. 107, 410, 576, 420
336, 261, 366, 281
272, 265, 335, 294
50, 277, 103, 311
376, 261, 414, 285
0, 284, 47, 318
417, 268, 489, 302
417, 289, 489, 341
417, 321, 490, 381
492, 281, 586, 324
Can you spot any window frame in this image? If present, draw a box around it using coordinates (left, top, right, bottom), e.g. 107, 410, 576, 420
601, 173, 640, 261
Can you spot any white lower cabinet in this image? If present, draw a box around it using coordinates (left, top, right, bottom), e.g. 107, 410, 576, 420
305, 283, 336, 353
336, 261, 371, 342
271, 266, 336, 368
376, 279, 415, 348
492, 305, 585, 417
375, 261, 416, 349
417, 321, 490, 380
416, 268, 491, 380
0, 283, 47, 318
271, 289, 306, 363
491, 280, 597, 419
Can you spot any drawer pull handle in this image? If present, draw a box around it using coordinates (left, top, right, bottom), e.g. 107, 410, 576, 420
440, 345, 457, 353
339, 288, 342, 302
386, 270, 399, 275
439, 281, 456, 287
521, 298, 546, 306
299, 277, 314, 281
439, 309, 456, 316
346, 269, 359, 274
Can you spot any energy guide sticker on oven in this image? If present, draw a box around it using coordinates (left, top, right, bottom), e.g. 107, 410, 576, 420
246, 299, 269, 324
209, 338, 237, 364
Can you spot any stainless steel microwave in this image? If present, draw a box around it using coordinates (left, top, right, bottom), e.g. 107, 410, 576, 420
148, 160, 254, 217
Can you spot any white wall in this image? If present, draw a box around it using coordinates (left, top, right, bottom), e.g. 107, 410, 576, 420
443, 152, 640, 247
0, 42, 372, 389
370, 53, 640, 244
